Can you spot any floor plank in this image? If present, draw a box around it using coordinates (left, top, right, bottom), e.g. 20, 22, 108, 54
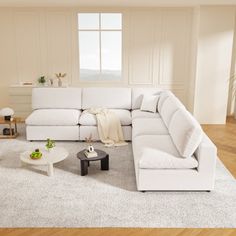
202, 116, 236, 177
1, 228, 236, 236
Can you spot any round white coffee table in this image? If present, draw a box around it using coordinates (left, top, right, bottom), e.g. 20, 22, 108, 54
20, 147, 69, 176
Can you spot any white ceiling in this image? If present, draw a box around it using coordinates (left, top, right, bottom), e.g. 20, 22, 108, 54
0, 0, 236, 7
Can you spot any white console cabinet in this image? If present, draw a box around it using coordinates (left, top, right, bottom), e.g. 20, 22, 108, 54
9, 85, 33, 119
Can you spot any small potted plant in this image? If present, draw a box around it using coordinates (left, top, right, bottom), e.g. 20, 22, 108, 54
45, 138, 55, 152
55, 73, 67, 87
38, 76, 46, 86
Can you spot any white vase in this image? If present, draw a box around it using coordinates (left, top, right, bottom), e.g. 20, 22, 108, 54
58, 78, 62, 87
87, 145, 94, 153
49, 79, 54, 87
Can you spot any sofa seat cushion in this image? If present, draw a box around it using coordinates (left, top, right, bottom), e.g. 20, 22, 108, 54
132, 110, 161, 119
132, 118, 168, 137
133, 135, 198, 169
79, 109, 132, 126
26, 109, 81, 126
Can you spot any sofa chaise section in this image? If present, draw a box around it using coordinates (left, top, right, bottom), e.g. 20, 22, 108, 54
133, 133, 216, 191
132, 90, 217, 191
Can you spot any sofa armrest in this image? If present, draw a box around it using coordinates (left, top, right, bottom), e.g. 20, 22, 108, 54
194, 134, 217, 174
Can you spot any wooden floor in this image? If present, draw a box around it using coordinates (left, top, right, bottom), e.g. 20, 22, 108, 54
1, 228, 236, 236
202, 116, 236, 177
1, 118, 236, 236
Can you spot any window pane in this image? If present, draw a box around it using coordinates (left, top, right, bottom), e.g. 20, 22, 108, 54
79, 31, 100, 80
78, 13, 99, 30
101, 13, 122, 30
101, 31, 122, 80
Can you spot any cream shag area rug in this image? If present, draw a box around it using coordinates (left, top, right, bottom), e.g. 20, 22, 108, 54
0, 125, 236, 227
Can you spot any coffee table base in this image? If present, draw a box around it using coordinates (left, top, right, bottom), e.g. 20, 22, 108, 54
80, 155, 109, 176
47, 163, 54, 176
21, 161, 54, 177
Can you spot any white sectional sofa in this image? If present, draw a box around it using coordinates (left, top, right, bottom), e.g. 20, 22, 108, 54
25, 87, 217, 191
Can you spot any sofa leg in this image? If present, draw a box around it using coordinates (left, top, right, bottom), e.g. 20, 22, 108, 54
206, 190, 211, 192
141, 191, 146, 193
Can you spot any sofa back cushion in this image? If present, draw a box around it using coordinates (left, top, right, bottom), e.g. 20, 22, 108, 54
160, 95, 185, 128
132, 88, 162, 110
82, 88, 131, 109
157, 91, 174, 112
169, 109, 203, 158
32, 88, 82, 110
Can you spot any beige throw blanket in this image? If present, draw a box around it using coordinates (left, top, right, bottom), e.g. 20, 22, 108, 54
86, 108, 127, 147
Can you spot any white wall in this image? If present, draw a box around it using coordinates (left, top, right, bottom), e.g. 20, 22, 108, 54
0, 8, 76, 110
193, 6, 235, 124
127, 8, 192, 104
0, 7, 193, 111
227, 13, 236, 116
0, 6, 235, 123
0, 10, 16, 108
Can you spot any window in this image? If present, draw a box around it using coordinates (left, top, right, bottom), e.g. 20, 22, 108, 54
78, 13, 122, 81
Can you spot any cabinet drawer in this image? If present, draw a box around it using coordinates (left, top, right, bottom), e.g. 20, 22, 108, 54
9, 87, 33, 95
10, 95, 31, 104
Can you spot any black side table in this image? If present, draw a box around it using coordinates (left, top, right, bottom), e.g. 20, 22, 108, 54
77, 149, 109, 176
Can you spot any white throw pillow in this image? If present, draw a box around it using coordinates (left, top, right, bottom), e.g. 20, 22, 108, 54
140, 95, 160, 113
169, 108, 203, 158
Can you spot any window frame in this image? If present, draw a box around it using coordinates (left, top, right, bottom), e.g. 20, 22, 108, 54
77, 12, 123, 82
